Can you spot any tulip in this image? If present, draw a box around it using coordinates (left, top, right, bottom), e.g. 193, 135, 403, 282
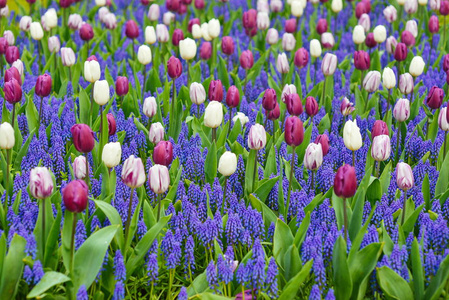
305, 96, 319, 118
386, 36, 398, 54
284, 19, 297, 34
442, 1, 449, 47
71, 124, 95, 153
149, 122, 165, 144
270, 0, 282, 11
282, 33, 296, 51
383, 5, 397, 22
79, 23, 94, 41
218, 151, 237, 177
341, 97, 355, 116
190, 82, 206, 107
208, 19, 221, 39
43, 8, 57, 29
188, 19, 200, 33
321, 32, 335, 49
276, 53, 289, 75
63, 180, 88, 213
409, 56, 425, 77
61, 47, 76, 68
396, 162, 414, 224
145, 26, 156, 44
266, 28, 279, 45
426, 86, 444, 110
125, 20, 139, 40
393, 98, 410, 122
399, 73, 414, 95
354, 50, 370, 71
20, 16, 31, 31
209, 80, 224, 102
167, 56, 182, 80
233, 112, 249, 126
401, 30, 415, 47
266, 103, 280, 120
194, 0, 205, 9
304, 142, 323, 194
106, 113, 116, 136
372, 134, 391, 163
0, 122, 14, 150
68, 14, 82, 30
291, 0, 303, 17
285, 116, 304, 206
5, 46, 19, 64
372, 26, 386, 45
371, 120, 389, 139
84, 60, 101, 83
355, 1, 369, 18
5, 67, 21, 85
221, 36, 235, 57
72, 155, 87, 180
353, 25, 366, 46
240, 50, 254, 70
199, 42, 212, 60
315, 134, 330, 156
4, 78, 22, 105
257, 12, 269, 30
309, 39, 322, 59
115, 76, 129, 97
344, 119, 363, 165
226, 85, 240, 119
294, 48, 309, 69
281, 84, 297, 103
122, 155, 146, 188
204, 101, 223, 141
12, 60, 23, 77
363, 70, 381, 93
93, 80, 109, 106
382, 67, 396, 91
143, 97, 157, 120
172, 29, 184, 47
148, 4, 160, 21
285, 93, 303, 116
248, 124, 266, 150
153, 141, 173, 167
358, 13, 371, 32
440, 108, 449, 159
316, 19, 328, 35
2, 31, 12, 46
48, 36, 60, 53
334, 164, 357, 240
156, 24, 169, 43
321, 53, 337, 76
365, 33, 377, 49
429, 15, 439, 37
148, 164, 170, 220
166, 0, 179, 11
262, 88, 277, 112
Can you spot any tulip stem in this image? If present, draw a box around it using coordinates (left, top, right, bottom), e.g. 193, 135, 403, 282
243, 70, 248, 96
309, 170, 315, 194
41, 198, 46, 259
376, 161, 381, 178
4, 149, 10, 210
343, 198, 348, 242
84, 153, 90, 188
364, 92, 371, 112
157, 193, 162, 222
396, 61, 400, 85
352, 150, 355, 167
221, 177, 228, 215
321, 76, 326, 103
90, 84, 94, 127
444, 131, 448, 160
386, 88, 391, 118
11, 103, 16, 132
124, 188, 134, 244
212, 127, 217, 142
142, 64, 147, 99
286, 147, 296, 218
0, 55, 3, 77
401, 190, 407, 225
99, 105, 103, 158
37, 40, 42, 73
313, 58, 318, 87
69, 212, 77, 278
252, 150, 258, 194
395, 122, 401, 164
39, 96, 43, 127
187, 61, 190, 88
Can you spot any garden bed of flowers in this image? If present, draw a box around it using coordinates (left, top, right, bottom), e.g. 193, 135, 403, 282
0, 0, 448, 299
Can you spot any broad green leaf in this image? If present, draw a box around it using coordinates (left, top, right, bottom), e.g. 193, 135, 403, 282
411, 239, 424, 300
377, 266, 414, 300
278, 260, 313, 300
0, 234, 27, 300
205, 142, 218, 185
94, 200, 125, 250
27, 272, 71, 299
273, 218, 294, 270
424, 253, 449, 300
333, 236, 352, 300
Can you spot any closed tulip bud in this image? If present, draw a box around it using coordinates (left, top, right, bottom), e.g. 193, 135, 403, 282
354, 50, 370, 71
248, 124, 267, 150
373, 25, 386, 43
226, 86, 240, 108
68, 14, 82, 30
115, 76, 129, 97
107, 113, 116, 135
358, 14, 371, 32
257, 0, 269, 12
396, 162, 414, 190
101, 142, 121, 168
284, 20, 297, 34
145, 26, 156, 44
148, 4, 160, 21
343, 119, 363, 151
371, 134, 391, 161
321, 32, 335, 49
332, 0, 343, 12
221, 36, 235, 56
5, 46, 19, 64
306, 96, 319, 117
363, 70, 381, 93
190, 82, 206, 105
266, 103, 280, 120
393, 98, 410, 122
72, 155, 87, 179
4, 78, 22, 104
340, 97, 355, 116
409, 56, 425, 77
200, 42, 212, 60
167, 56, 182, 79
282, 84, 297, 102
148, 164, 170, 194
200, 22, 212, 41
71, 124, 95, 153
439, 108, 449, 131
47, 36, 60, 53
122, 155, 146, 188
430, 0, 440, 10
353, 25, 366, 44
156, 24, 169, 42
79, 23, 94, 41
405, 20, 418, 38
3, 31, 14, 46
444, 55, 449, 73
285, 93, 303, 116
194, 0, 205, 9
12, 60, 23, 77
149, 122, 165, 144
399, 73, 414, 95
209, 80, 224, 102
96, 0, 106, 7
321, 53, 337, 76
172, 29, 184, 47
270, 0, 283, 12
314, 134, 330, 156
153, 141, 173, 166
20, 16, 32, 31
44, 8, 57, 29
262, 89, 277, 111
191, 24, 202, 39
276, 53, 290, 73
282, 33, 296, 51
166, 0, 179, 11
382, 67, 396, 89
143, 97, 157, 118
310, 39, 322, 58
179, 38, 197, 61
29, 167, 54, 199
429, 15, 440, 33
218, 151, 238, 176
372, 120, 389, 138
5, 67, 21, 85
304, 143, 323, 170
401, 30, 415, 47
365, 33, 377, 48
84, 60, 101, 83
35, 74, 52, 98
383, 5, 397, 22
0, 5, 8, 17
441, 0, 449, 15
419, 0, 428, 4
404, 0, 418, 13
257, 12, 270, 30
294, 48, 309, 69
334, 164, 357, 198
61, 47, 76, 67
208, 19, 220, 38
240, 50, 254, 70
98, 7, 109, 22
316, 19, 328, 35
266, 28, 279, 45
233, 112, 249, 126
426, 86, 444, 109
0, 122, 14, 149
204, 101, 223, 128
386, 36, 398, 54
243, 9, 257, 30
284, 116, 304, 147
63, 180, 88, 213
125, 20, 139, 39
291, 0, 304, 17
355, 1, 369, 18
93, 80, 110, 106
394, 43, 408, 62
138, 45, 152, 65
188, 18, 200, 33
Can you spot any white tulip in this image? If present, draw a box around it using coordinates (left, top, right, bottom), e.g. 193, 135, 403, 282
204, 101, 223, 129
218, 151, 238, 176
0, 122, 14, 149
93, 80, 110, 105
179, 38, 197, 61
84, 60, 101, 83
102, 142, 122, 168
138, 45, 152, 65
145, 26, 157, 44
343, 119, 363, 151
